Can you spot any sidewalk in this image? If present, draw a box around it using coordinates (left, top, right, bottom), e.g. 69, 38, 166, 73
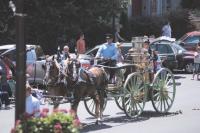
0, 104, 15, 133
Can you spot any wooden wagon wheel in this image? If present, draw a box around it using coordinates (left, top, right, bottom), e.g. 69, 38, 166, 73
84, 96, 107, 117
115, 96, 124, 110
151, 68, 176, 113
114, 69, 125, 110
122, 72, 147, 118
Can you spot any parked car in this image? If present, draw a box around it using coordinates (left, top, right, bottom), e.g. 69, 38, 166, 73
78, 42, 132, 67
0, 44, 46, 85
174, 31, 200, 51
150, 40, 195, 73
80, 38, 195, 73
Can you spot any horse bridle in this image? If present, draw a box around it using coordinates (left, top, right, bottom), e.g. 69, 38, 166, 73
43, 59, 60, 86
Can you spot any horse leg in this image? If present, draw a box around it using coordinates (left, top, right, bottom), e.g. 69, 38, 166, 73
99, 90, 105, 120
70, 98, 80, 119
52, 98, 60, 109
94, 94, 102, 125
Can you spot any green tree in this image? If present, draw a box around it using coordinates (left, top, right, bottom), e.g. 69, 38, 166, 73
0, 0, 126, 54
181, 0, 200, 9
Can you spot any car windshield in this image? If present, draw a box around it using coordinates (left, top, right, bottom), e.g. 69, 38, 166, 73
178, 34, 188, 41
172, 43, 187, 51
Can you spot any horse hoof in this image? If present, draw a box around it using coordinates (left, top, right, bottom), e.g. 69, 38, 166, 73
95, 120, 103, 125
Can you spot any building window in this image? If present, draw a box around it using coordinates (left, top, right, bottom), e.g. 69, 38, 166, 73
151, 0, 157, 16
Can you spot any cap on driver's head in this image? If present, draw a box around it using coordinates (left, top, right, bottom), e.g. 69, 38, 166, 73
106, 33, 113, 39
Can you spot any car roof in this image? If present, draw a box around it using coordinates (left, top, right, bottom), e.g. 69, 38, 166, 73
151, 36, 176, 44
151, 40, 187, 51
0, 44, 39, 56
85, 42, 132, 54
186, 31, 200, 36
0, 44, 38, 50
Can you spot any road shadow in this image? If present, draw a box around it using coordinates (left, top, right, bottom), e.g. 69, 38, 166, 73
80, 123, 112, 133
141, 110, 182, 118
81, 110, 182, 132
80, 115, 148, 133
174, 75, 186, 79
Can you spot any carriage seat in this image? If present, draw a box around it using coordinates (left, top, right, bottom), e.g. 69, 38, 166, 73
78, 68, 96, 84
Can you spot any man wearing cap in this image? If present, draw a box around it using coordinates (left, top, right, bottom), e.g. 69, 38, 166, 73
95, 34, 118, 62
95, 34, 118, 82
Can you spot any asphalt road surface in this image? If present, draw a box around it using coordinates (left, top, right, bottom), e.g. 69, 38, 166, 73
0, 73, 200, 133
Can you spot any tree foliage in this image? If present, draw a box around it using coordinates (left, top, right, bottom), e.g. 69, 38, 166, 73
0, 0, 128, 54
181, 0, 200, 9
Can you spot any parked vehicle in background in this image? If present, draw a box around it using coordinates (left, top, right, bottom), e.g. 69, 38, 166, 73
80, 37, 195, 73
174, 31, 200, 51
78, 42, 132, 68
0, 44, 46, 86
150, 40, 195, 73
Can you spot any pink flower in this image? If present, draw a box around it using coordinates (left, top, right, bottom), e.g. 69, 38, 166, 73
53, 109, 59, 113
40, 112, 48, 118
15, 120, 21, 126
73, 118, 81, 127
10, 128, 16, 133
54, 123, 62, 130
42, 108, 49, 113
59, 109, 68, 113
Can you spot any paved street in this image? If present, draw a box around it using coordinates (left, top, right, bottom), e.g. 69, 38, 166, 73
1, 73, 200, 133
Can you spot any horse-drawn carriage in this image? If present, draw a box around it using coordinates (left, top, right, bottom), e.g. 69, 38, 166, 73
84, 36, 176, 118
43, 37, 176, 122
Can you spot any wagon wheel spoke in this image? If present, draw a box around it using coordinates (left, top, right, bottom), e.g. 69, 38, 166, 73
151, 68, 176, 113
115, 96, 124, 111
123, 72, 146, 118
84, 97, 107, 117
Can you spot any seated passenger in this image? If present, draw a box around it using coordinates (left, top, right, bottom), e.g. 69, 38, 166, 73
26, 83, 40, 117
116, 42, 124, 63
152, 50, 161, 73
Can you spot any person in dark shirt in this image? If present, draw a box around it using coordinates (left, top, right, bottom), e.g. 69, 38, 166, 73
0, 62, 11, 109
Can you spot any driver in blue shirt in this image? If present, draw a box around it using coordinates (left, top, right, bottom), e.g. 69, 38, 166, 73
95, 34, 118, 64
95, 33, 118, 83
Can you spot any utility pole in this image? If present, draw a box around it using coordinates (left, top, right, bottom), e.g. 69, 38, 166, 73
14, 0, 26, 121
112, 0, 116, 38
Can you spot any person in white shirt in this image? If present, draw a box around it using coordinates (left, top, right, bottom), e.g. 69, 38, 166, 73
26, 83, 40, 117
161, 22, 172, 38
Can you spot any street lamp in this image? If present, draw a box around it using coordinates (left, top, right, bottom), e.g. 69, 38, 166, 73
112, 0, 116, 39
9, 0, 26, 121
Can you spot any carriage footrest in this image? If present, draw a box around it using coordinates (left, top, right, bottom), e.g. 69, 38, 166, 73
106, 84, 121, 91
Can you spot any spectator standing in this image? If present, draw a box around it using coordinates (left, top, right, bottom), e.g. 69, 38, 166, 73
0, 59, 12, 109
115, 27, 125, 42
26, 83, 40, 117
76, 33, 86, 54
192, 41, 200, 80
161, 21, 172, 38
116, 42, 124, 63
